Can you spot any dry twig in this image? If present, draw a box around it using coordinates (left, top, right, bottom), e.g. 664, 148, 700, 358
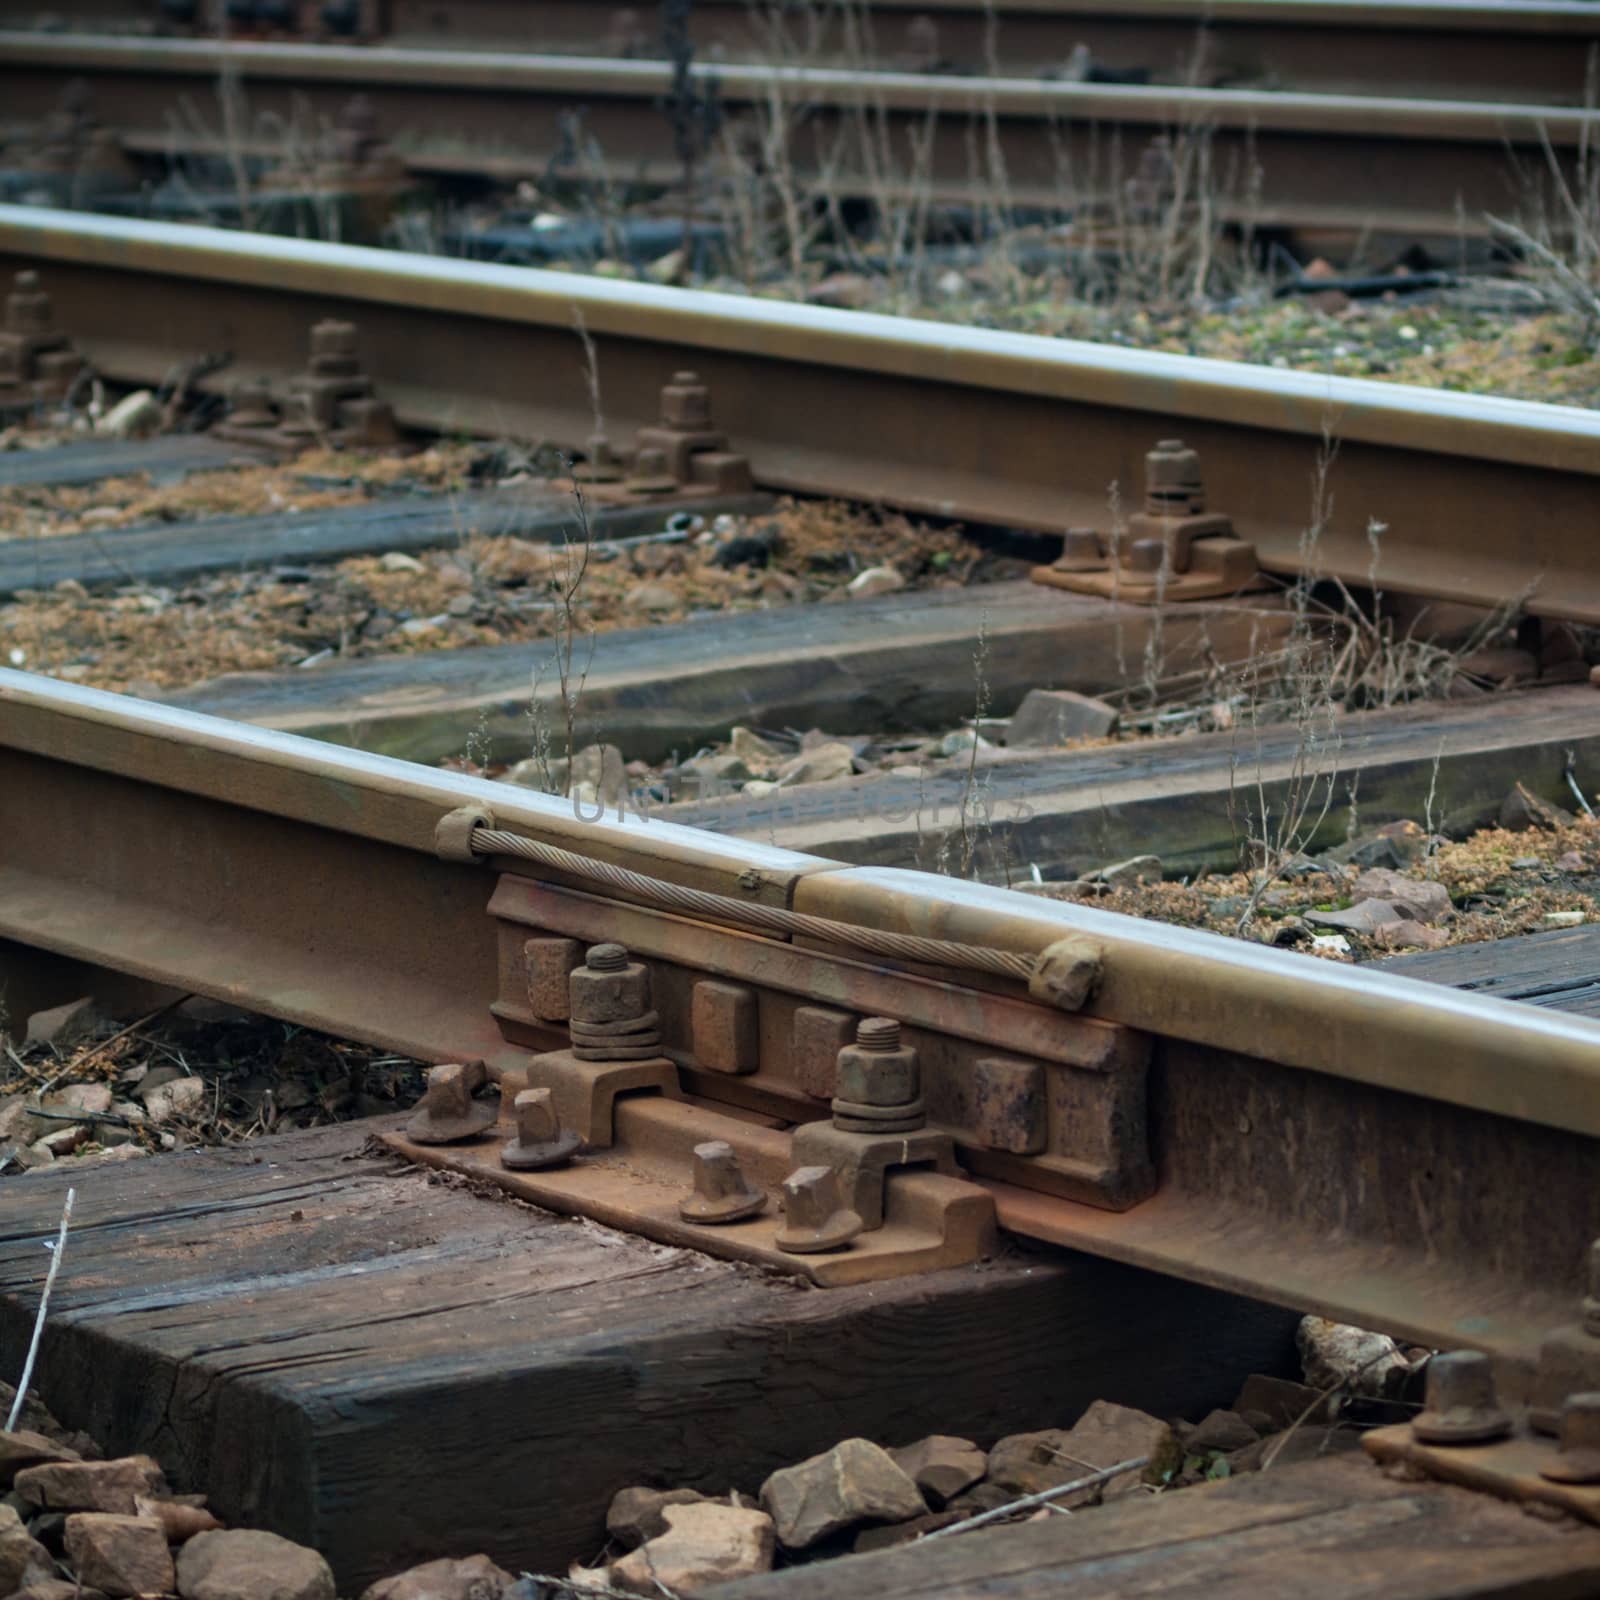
6, 1187, 74, 1432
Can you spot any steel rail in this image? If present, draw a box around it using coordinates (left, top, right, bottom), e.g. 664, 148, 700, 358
3, 204, 1598, 620
2, 35, 1595, 233
15, 1, 1600, 103
2, 666, 1599, 1360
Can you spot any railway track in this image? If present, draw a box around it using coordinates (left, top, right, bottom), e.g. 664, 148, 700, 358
3, 205, 1599, 619
2, 34, 1597, 247
10, 0, 1600, 104
4, 199, 1600, 1592
4, 661, 1600, 1375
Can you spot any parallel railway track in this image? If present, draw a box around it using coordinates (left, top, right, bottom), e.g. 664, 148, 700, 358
3, 205, 1599, 619
3, 35, 1598, 243
9, 0, 1600, 104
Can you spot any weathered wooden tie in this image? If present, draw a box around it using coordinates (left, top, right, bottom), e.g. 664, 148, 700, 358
0, 1118, 1298, 1588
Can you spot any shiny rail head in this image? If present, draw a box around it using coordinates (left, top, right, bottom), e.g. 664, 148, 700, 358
3, 666, 1600, 1140
2, 204, 1598, 479
3, 31, 1599, 139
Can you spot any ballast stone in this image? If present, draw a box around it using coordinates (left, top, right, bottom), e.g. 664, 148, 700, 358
888, 1436, 987, 1508
760, 1437, 926, 1549
358, 1553, 515, 1600
1007, 687, 1120, 746
15, 1456, 167, 1516
0, 1504, 55, 1594
63, 1513, 174, 1599
609, 1501, 774, 1596
176, 1528, 336, 1600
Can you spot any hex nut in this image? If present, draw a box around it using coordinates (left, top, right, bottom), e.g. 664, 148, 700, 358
569, 943, 651, 1024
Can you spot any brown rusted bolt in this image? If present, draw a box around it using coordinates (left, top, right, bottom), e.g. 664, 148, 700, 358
226, 378, 277, 429
569, 942, 662, 1060
625, 446, 678, 494
660, 370, 712, 430
309, 318, 360, 376
836, 1019, 916, 1104
678, 1140, 766, 1224
1058, 528, 1102, 563
775, 1165, 863, 1254
1540, 1392, 1600, 1483
832, 1018, 924, 1132
1144, 438, 1204, 518
501, 1086, 582, 1171
7, 271, 52, 335
1124, 538, 1168, 574
406, 1061, 496, 1145
570, 943, 650, 1023
1412, 1351, 1512, 1445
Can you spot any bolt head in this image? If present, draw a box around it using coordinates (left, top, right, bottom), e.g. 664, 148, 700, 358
1413, 1351, 1511, 1445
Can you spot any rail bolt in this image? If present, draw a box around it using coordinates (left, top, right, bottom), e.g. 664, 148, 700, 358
678, 1139, 766, 1225
226, 378, 278, 429
660, 370, 713, 431
568, 943, 663, 1060
1124, 538, 1169, 575
1144, 438, 1204, 519
1540, 1392, 1600, 1483
570, 943, 651, 1024
309, 318, 361, 377
7, 271, 52, 336
775, 1165, 863, 1254
501, 1086, 582, 1171
625, 446, 678, 494
831, 1018, 924, 1133
406, 1061, 496, 1145
1412, 1351, 1512, 1446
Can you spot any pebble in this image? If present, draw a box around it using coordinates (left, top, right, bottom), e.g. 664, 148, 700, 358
888, 1436, 987, 1508
359, 1553, 513, 1600
64, 1513, 174, 1598
1007, 688, 1120, 746
16, 1457, 168, 1516
176, 1528, 336, 1600
606, 1487, 708, 1551
0, 1505, 57, 1595
379, 552, 426, 574
761, 1438, 925, 1549
624, 581, 679, 614
846, 566, 904, 598
776, 742, 856, 785
1297, 1317, 1410, 1398
97, 391, 162, 440
610, 1502, 774, 1596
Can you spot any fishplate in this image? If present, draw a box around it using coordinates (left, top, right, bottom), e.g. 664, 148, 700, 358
383, 872, 1153, 1284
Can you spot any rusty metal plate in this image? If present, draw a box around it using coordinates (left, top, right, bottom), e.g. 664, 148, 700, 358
381, 1087, 996, 1287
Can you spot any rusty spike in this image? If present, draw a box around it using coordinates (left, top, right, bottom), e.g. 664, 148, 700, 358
678, 1139, 765, 1224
